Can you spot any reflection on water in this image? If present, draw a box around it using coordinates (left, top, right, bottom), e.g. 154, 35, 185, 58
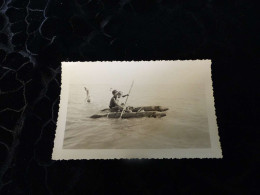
63, 83, 210, 149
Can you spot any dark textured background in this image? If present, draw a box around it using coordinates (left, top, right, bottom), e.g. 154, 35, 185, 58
0, 0, 259, 194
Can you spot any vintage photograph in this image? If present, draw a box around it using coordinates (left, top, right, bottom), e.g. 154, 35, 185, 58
52, 60, 222, 159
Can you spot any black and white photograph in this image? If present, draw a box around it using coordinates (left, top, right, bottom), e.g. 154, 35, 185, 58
52, 60, 222, 159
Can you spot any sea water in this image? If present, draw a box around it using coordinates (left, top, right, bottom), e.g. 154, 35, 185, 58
63, 83, 210, 149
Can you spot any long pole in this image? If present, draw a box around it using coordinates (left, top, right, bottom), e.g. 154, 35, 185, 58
120, 81, 134, 118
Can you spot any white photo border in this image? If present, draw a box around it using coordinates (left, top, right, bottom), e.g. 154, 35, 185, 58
52, 60, 222, 160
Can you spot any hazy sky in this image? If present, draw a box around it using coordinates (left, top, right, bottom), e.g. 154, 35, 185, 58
65, 60, 211, 86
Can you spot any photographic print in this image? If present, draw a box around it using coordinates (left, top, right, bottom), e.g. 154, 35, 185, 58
52, 60, 222, 159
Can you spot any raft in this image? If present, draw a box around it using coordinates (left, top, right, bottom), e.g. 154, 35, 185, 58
100, 106, 169, 113
132, 106, 168, 112
90, 111, 166, 119
90, 106, 169, 119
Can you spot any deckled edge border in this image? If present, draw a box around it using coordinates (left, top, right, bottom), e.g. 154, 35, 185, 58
52, 60, 222, 160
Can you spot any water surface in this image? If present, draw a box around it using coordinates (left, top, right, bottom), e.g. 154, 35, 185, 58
63, 83, 210, 149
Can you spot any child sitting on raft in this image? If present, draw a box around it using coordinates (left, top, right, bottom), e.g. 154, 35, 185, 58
109, 90, 130, 112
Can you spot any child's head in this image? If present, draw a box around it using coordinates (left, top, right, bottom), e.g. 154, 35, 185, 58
112, 90, 118, 97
